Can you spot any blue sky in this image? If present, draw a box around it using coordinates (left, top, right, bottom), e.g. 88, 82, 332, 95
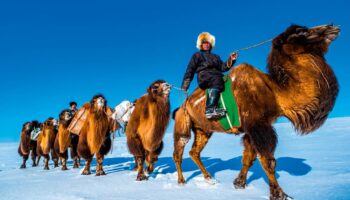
0, 0, 349, 141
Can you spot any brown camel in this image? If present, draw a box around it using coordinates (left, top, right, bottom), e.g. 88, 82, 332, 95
18, 121, 40, 168
126, 80, 171, 181
173, 24, 340, 200
36, 117, 59, 170
54, 109, 80, 170
77, 94, 115, 176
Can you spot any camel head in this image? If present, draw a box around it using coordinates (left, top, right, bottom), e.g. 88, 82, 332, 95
59, 109, 73, 127
147, 80, 171, 101
91, 94, 107, 111
22, 122, 33, 134
271, 24, 340, 56
31, 120, 41, 129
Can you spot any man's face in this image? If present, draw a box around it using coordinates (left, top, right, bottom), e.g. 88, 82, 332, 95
71, 104, 77, 110
201, 41, 211, 51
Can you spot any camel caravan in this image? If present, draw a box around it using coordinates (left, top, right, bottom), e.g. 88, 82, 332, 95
18, 24, 340, 200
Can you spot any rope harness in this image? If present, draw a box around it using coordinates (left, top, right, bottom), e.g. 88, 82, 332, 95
232, 38, 273, 53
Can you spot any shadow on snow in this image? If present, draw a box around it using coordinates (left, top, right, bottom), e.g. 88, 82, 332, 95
98, 156, 311, 184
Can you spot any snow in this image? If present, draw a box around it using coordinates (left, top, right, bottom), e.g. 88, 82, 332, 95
1, 117, 350, 200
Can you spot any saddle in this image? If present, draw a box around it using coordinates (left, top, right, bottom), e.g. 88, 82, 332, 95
207, 75, 241, 130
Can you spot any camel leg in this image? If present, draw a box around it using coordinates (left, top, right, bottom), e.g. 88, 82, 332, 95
73, 156, 80, 169
36, 155, 41, 166
135, 156, 147, 181
61, 150, 69, 170
51, 150, 59, 168
31, 150, 38, 167
234, 134, 257, 189
259, 154, 290, 200
43, 155, 50, 170
71, 135, 80, 168
132, 156, 138, 171
20, 154, 29, 169
245, 122, 290, 200
127, 134, 147, 180
145, 142, 163, 174
189, 128, 213, 181
96, 152, 106, 176
82, 158, 92, 175
173, 133, 190, 184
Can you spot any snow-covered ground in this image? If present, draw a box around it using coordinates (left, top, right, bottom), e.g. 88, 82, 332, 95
1, 117, 350, 200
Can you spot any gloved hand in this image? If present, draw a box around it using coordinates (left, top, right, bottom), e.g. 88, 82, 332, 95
230, 52, 238, 61
181, 79, 191, 92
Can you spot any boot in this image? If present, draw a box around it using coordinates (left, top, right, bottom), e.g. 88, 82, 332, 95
205, 88, 226, 119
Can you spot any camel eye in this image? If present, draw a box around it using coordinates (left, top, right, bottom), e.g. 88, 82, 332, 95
152, 84, 160, 90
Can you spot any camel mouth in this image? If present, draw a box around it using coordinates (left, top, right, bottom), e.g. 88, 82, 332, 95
52, 119, 58, 126
65, 116, 72, 121
310, 24, 340, 42
64, 114, 72, 121
96, 97, 106, 108
161, 83, 171, 98
24, 123, 32, 131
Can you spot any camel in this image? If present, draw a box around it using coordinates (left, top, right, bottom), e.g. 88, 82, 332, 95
18, 121, 40, 168
54, 109, 80, 170
36, 117, 59, 170
77, 94, 115, 176
126, 80, 171, 181
173, 24, 340, 200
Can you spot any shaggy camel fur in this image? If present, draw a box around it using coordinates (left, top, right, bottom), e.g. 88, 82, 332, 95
126, 80, 171, 180
36, 118, 59, 170
173, 24, 339, 200
54, 109, 80, 170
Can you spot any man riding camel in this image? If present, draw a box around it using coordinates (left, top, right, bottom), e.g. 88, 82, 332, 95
181, 32, 238, 119
69, 101, 78, 116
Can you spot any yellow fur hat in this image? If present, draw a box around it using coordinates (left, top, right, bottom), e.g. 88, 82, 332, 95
196, 32, 215, 50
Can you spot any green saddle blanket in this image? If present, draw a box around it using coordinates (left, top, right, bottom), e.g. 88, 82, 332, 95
207, 76, 241, 130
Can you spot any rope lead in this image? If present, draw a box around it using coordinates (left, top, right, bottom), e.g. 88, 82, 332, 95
233, 38, 273, 53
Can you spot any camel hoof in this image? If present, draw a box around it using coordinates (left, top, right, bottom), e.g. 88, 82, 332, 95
205, 177, 217, 185
61, 166, 68, 171
32, 164, 37, 167
96, 170, 106, 176
270, 191, 292, 200
136, 173, 148, 181
44, 166, 49, 170
178, 177, 186, 185
73, 164, 79, 168
81, 170, 91, 175
20, 164, 26, 169
234, 177, 247, 189
145, 167, 154, 175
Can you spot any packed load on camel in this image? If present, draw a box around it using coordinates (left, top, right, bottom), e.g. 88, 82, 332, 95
112, 100, 135, 128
